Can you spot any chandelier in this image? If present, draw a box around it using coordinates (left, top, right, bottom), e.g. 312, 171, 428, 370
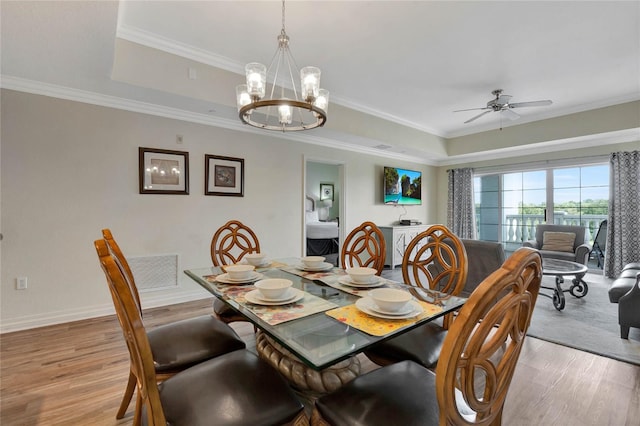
235, 0, 328, 132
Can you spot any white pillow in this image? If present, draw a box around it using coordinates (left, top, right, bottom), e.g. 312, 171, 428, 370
305, 210, 319, 223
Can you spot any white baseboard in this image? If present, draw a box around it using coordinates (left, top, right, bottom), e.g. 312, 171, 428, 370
0, 290, 211, 334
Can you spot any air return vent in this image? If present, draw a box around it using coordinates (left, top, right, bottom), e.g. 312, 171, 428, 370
127, 254, 178, 291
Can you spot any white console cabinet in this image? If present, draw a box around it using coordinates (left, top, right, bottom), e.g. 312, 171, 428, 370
379, 224, 433, 269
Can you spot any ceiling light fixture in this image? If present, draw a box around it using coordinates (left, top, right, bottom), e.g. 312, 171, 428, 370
235, 0, 328, 132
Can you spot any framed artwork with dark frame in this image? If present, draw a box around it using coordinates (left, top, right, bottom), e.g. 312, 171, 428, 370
320, 183, 334, 201
205, 154, 244, 197
139, 147, 189, 195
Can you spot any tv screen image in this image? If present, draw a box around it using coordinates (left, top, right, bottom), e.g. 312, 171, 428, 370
384, 166, 422, 205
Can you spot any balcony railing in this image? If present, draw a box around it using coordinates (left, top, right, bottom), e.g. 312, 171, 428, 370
480, 213, 607, 247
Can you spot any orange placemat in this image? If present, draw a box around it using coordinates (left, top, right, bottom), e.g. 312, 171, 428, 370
325, 301, 443, 336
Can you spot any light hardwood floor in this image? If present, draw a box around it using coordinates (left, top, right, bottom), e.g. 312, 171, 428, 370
1, 298, 639, 426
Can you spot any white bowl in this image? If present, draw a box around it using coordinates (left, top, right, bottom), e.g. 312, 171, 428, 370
224, 264, 255, 280
368, 288, 412, 313
245, 253, 267, 266
254, 279, 292, 300
301, 256, 326, 268
347, 267, 378, 284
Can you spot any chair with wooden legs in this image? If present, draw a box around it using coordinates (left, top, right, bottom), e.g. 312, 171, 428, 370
95, 240, 307, 426
311, 247, 542, 426
340, 221, 386, 274
364, 224, 468, 368
101, 229, 246, 425
210, 220, 261, 324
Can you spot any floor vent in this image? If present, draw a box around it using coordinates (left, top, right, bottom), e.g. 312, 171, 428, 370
127, 254, 178, 291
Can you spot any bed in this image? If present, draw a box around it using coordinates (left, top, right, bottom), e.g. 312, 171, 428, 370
305, 195, 339, 256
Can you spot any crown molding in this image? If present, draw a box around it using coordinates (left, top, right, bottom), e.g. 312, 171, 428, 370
437, 127, 640, 167
0, 75, 429, 164
3, 76, 635, 168
116, 25, 447, 138
117, 24, 244, 74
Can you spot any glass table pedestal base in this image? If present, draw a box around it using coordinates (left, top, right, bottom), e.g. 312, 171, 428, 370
255, 330, 361, 397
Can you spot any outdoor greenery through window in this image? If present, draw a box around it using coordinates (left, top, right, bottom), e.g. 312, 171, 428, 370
474, 164, 608, 252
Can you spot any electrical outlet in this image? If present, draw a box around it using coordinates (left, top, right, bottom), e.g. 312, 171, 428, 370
16, 277, 28, 290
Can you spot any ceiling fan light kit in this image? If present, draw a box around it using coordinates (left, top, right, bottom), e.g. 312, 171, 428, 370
236, 0, 328, 132
455, 89, 552, 124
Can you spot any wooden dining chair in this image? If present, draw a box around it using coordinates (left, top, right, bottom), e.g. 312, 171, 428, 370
340, 221, 386, 274
364, 224, 468, 368
210, 219, 261, 266
101, 229, 246, 425
210, 220, 262, 324
95, 240, 307, 426
311, 247, 542, 426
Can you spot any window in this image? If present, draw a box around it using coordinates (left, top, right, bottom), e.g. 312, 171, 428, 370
474, 163, 608, 250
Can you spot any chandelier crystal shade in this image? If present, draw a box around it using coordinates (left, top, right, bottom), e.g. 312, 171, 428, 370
236, 1, 328, 132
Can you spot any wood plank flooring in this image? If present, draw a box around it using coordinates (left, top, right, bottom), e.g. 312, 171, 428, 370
1, 298, 639, 425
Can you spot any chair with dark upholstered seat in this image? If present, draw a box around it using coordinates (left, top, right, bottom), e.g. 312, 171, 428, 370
95, 239, 307, 426
364, 224, 467, 369
210, 220, 261, 324
311, 247, 542, 426
102, 230, 246, 425
340, 221, 386, 274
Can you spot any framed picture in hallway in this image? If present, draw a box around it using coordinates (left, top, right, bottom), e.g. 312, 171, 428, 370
320, 183, 334, 201
139, 147, 189, 195
205, 154, 244, 196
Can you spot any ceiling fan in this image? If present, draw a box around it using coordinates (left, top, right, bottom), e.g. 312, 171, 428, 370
454, 89, 553, 124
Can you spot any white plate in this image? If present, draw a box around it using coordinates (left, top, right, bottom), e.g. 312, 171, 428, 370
338, 275, 384, 288
355, 297, 423, 319
368, 299, 415, 316
252, 287, 298, 302
215, 272, 264, 284
297, 262, 334, 272
244, 288, 305, 306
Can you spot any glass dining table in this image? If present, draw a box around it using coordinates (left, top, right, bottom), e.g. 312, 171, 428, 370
184, 258, 466, 395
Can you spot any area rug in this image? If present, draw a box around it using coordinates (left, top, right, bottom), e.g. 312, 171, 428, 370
527, 272, 640, 365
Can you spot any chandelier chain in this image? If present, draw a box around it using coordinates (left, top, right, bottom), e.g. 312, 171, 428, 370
282, 0, 286, 32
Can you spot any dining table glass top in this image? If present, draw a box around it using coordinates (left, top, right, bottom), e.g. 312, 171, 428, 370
184, 258, 466, 370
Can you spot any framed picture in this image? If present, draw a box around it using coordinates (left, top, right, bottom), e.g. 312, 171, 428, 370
205, 154, 244, 196
320, 183, 334, 201
139, 147, 189, 195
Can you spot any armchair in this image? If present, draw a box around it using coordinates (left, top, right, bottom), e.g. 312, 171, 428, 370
523, 224, 591, 265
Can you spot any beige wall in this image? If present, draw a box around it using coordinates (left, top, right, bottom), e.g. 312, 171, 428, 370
0, 89, 434, 332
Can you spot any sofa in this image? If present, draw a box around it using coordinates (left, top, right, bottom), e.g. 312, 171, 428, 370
523, 224, 591, 265
460, 239, 506, 297
429, 239, 506, 299
608, 263, 640, 339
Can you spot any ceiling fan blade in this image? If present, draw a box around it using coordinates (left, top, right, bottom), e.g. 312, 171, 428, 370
501, 108, 520, 121
509, 100, 553, 108
454, 107, 490, 113
464, 110, 492, 124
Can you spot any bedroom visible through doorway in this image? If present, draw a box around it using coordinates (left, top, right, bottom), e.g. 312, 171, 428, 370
305, 161, 343, 265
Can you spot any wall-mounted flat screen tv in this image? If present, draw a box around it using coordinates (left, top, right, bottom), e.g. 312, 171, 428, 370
384, 166, 422, 205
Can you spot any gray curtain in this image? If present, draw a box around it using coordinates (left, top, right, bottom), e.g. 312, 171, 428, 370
605, 151, 640, 278
447, 168, 476, 239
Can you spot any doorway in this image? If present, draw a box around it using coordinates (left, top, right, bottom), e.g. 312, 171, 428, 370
304, 159, 345, 265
